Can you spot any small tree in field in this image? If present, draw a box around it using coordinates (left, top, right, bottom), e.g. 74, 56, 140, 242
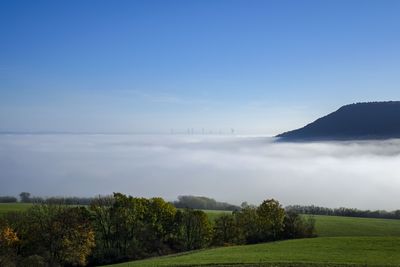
19, 192, 30, 203
257, 199, 285, 241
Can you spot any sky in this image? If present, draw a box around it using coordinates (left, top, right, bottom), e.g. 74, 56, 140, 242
1, 0, 400, 134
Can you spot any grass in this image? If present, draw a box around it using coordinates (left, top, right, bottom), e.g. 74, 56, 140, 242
313, 215, 400, 237
0, 203, 32, 215
203, 209, 232, 222
107, 237, 400, 267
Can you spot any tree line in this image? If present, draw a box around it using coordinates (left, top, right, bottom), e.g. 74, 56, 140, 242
286, 205, 400, 220
173, 195, 240, 211
5, 193, 400, 220
0, 196, 18, 203
9, 193, 240, 211
0, 193, 315, 266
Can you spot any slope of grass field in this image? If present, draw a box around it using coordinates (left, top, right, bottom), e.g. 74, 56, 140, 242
203, 209, 232, 222
313, 215, 400, 237
107, 237, 400, 267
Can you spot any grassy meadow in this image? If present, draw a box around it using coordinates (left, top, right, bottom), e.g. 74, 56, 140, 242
0, 203, 32, 215
314, 215, 400, 237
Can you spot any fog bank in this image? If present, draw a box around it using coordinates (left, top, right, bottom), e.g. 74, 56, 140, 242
1, 134, 400, 210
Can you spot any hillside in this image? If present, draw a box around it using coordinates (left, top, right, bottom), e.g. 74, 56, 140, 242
107, 237, 400, 267
277, 101, 400, 141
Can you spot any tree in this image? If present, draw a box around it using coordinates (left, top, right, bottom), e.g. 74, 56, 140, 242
212, 214, 238, 245
110, 193, 148, 260
283, 211, 304, 239
257, 199, 285, 241
0, 220, 19, 266
233, 207, 259, 244
89, 195, 115, 264
19, 192, 30, 203
174, 209, 212, 250
90, 193, 179, 264
282, 211, 316, 239
143, 198, 177, 255
16, 204, 95, 266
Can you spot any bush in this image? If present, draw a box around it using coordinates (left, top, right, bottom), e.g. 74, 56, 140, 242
283, 211, 316, 239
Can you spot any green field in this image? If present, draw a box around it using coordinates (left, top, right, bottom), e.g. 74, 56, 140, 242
108, 237, 400, 267
314, 215, 400, 237
203, 209, 232, 222
0, 203, 32, 215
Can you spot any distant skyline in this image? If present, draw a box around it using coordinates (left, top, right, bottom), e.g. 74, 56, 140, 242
1, 0, 400, 134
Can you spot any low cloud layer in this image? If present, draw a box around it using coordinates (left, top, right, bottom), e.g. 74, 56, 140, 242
1, 134, 400, 210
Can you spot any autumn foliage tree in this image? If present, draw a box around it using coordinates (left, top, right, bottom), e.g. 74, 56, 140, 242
2, 205, 95, 266
0, 221, 19, 266
257, 199, 286, 241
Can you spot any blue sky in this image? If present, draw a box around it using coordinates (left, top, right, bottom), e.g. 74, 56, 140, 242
1, 0, 400, 134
